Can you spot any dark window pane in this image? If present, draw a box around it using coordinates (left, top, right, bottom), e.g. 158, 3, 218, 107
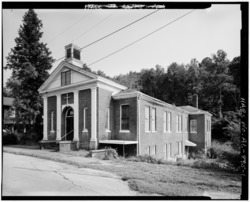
66, 71, 71, 85
121, 105, 129, 130
122, 105, 129, 118
73, 49, 80, 60
122, 118, 129, 130
61, 72, 66, 86
66, 48, 71, 58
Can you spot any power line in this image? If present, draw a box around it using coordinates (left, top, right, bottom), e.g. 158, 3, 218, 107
74, 11, 115, 42
88, 10, 196, 67
47, 10, 94, 44
79, 9, 160, 50
53, 9, 160, 63
52, 11, 115, 58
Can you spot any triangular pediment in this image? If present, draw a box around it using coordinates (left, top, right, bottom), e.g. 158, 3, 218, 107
39, 61, 97, 93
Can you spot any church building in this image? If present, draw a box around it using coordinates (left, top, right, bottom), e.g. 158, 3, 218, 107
39, 44, 212, 160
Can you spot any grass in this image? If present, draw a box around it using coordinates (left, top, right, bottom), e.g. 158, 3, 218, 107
3, 145, 241, 197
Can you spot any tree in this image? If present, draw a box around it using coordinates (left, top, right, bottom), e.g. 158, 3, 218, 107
200, 50, 233, 118
164, 62, 187, 106
4, 9, 54, 140
3, 86, 12, 97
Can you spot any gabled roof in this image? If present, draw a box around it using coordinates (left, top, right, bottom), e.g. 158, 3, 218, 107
179, 105, 212, 116
113, 89, 190, 114
3, 97, 14, 106
38, 61, 127, 93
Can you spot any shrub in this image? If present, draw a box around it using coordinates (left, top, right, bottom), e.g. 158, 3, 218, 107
103, 147, 119, 160
3, 132, 17, 145
207, 141, 241, 171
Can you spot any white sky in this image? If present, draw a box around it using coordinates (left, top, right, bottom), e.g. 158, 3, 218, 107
2, 4, 241, 86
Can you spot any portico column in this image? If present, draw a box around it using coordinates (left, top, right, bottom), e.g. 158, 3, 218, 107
73, 90, 79, 142
90, 87, 97, 149
43, 96, 48, 140
56, 94, 61, 141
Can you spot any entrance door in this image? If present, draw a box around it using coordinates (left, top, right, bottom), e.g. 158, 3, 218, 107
65, 108, 74, 140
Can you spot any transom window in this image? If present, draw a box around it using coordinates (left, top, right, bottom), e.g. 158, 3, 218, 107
61, 70, 71, 86
121, 105, 129, 131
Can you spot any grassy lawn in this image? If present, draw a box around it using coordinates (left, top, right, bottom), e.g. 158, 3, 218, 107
3, 146, 241, 197
84, 158, 241, 197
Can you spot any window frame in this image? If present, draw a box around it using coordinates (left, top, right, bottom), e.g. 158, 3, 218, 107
178, 142, 182, 155
50, 111, 55, 133
151, 107, 156, 132
166, 143, 172, 159
120, 104, 130, 133
61, 70, 71, 86
105, 108, 111, 132
151, 145, 156, 156
145, 106, 150, 132
167, 112, 171, 132
82, 108, 88, 132
190, 119, 197, 133
163, 111, 167, 132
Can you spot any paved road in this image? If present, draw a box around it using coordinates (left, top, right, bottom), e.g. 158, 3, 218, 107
2, 153, 137, 196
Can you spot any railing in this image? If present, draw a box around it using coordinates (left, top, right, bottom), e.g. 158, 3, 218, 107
56, 129, 74, 143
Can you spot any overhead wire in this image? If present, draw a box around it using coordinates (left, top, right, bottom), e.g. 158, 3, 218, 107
47, 10, 94, 44
52, 11, 115, 58
87, 10, 196, 67
52, 9, 160, 63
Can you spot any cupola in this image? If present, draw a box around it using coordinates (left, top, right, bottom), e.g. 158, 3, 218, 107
65, 43, 83, 67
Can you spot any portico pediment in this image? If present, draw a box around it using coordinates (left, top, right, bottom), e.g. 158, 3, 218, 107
38, 61, 97, 93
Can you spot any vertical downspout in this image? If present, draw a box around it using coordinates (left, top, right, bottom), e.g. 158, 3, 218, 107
137, 93, 141, 155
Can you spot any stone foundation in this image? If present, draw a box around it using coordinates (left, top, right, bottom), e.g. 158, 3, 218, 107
59, 141, 77, 152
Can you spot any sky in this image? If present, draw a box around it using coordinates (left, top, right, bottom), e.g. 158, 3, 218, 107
2, 4, 241, 86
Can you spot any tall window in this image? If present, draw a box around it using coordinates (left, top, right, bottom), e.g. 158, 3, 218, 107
145, 106, 150, 132
184, 116, 188, 132
179, 115, 182, 132
163, 112, 167, 132
190, 119, 197, 133
147, 146, 150, 155
151, 108, 156, 132
176, 114, 182, 132
178, 142, 182, 155
176, 115, 179, 132
151, 145, 156, 156
207, 120, 210, 132
105, 108, 111, 131
167, 112, 171, 132
166, 143, 172, 159
121, 105, 129, 131
164, 111, 171, 132
61, 70, 71, 86
83, 108, 88, 132
51, 111, 54, 132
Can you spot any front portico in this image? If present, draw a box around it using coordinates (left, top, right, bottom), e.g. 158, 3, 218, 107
39, 44, 127, 151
